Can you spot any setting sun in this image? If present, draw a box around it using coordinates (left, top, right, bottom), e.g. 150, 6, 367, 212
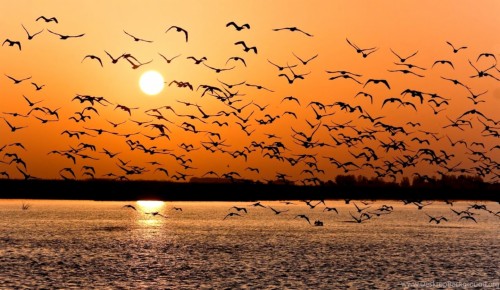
139, 71, 164, 95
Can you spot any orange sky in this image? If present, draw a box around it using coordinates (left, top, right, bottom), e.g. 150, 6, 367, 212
0, 1, 499, 183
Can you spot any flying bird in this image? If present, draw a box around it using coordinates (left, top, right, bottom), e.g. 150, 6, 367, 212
364, 79, 390, 89
36, 16, 58, 23
292, 52, 318, 65
158, 52, 181, 64
82, 55, 103, 67
234, 41, 257, 54
165, 26, 188, 42
446, 41, 467, 53
2, 39, 21, 50
432, 60, 454, 69
390, 49, 418, 63
47, 29, 84, 40
21, 24, 43, 40
123, 30, 152, 43
5, 74, 31, 84
226, 22, 250, 31
273, 27, 313, 37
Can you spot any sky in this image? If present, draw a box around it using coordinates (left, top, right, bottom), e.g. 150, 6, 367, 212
0, 1, 499, 183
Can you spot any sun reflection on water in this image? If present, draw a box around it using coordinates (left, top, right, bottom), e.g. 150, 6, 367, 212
136, 200, 167, 227
136, 200, 165, 212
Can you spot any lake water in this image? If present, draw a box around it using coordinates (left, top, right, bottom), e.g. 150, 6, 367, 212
0, 199, 498, 289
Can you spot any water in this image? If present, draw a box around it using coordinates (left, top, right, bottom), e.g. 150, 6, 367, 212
0, 199, 498, 289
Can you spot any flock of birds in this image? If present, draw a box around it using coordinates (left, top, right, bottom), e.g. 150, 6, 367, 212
118, 199, 499, 226
0, 15, 499, 185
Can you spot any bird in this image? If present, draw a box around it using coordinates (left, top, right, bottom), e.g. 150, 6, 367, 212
323, 207, 339, 213
250, 202, 267, 208
203, 63, 235, 73
145, 212, 168, 218
446, 41, 467, 53
223, 212, 241, 220
295, 214, 311, 224
346, 38, 378, 57
5, 74, 31, 84
226, 22, 250, 31
459, 216, 477, 223
123, 204, 137, 211
476, 52, 496, 62
2, 39, 21, 50
364, 79, 390, 89
432, 60, 454, 69
82, 55, 103, 67
273, 27, 313, 37
234, 41, 257, 54
158, 52, 181, 64
292, 52, 318, 65
268, 59, 298, 71
47, 29, 84, 39
187, 56, 207, 64
36, 16, 58, 23
390, 49, 418, 63
225, 56, 246, 67
165, 26, 188, 42
104, 50, 123, 64
3, 118, 27, 132
21, 24, 43, 40
350, 212, 368, 223
230, 206, 248, 213
17, 167, 36, 180
115, 104, 139, 116
268, 206, 289, 215
123, 30, 152, 42
31, 82, 45, 91
440, 76, 469, 89
426, 214, 448, 224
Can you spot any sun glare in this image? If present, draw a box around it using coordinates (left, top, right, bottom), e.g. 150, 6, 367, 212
137, 200, 165, 211
139, 71, 164, 95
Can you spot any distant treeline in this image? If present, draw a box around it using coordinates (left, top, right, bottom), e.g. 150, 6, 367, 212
0, 174, 498, 201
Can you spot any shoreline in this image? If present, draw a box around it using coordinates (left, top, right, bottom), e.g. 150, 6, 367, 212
0, 179, 498, 202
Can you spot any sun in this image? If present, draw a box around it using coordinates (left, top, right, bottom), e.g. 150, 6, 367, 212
139, 70, 164, 95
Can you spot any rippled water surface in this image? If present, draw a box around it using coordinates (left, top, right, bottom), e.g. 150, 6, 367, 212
0, 199, 499, 289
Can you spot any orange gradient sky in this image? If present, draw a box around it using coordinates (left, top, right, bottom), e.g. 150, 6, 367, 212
0, 1, 499, 183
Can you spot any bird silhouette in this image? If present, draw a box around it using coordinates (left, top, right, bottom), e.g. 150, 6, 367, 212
3, 118, 27, 132
446, 41, 467, 53
6, 74, 31, 84
36, 16, 58, 23
268, 207, 289, 215
82, 55, 103, 67
21, 24, 43, 40
364, 79, 390, 89
273, 27, 313, 37
2, 39, 21, 50
165, 26, 188, 42
123, 30, 152, 42
223, 212, 242, 220
226, 22, 250, 31
123, 204, 137, 211
234, 41, 257, 54
295, 214, 311, 224
158, 52, 181, 64
47, 29, 84, 39
390, 49, 418, 63
230, 206, 248, 213
292, 52, 318, 65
